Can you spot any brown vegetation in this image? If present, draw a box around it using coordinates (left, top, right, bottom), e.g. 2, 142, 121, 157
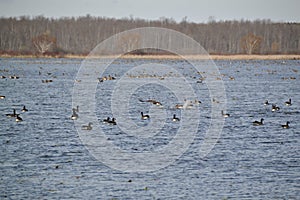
0, 16, 299, 56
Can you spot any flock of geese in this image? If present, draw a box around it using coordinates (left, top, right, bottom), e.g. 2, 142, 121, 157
252, 98, 292, 128
2, 90, 293, 130
71, 103, 182, 130
1, 69, 293, 132
71, 96, 232, 131
4, 106, 28, 122
72, 96, 293, 131
1, 74, 29, 122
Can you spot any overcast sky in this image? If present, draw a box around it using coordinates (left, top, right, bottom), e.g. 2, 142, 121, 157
0, 0, 299, 23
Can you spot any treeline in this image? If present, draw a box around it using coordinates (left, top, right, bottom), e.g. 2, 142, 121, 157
0, 15, 299, 55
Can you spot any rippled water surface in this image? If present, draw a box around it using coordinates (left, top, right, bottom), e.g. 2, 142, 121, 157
0, 58, 299, 199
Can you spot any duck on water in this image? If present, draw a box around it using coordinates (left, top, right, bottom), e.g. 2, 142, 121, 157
82, 122, 92, 130
281, 121, 290, 129
172, 114, 180, 122
141, 112, 150, 120
253, 118, 264, 126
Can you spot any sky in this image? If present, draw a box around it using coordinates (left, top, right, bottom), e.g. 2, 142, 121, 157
0, 0, 299, 23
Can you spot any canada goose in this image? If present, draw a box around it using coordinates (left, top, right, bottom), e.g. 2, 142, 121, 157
108, 118, 117, 125
194, 100, 202, 104
152, 101, 162, 106
172, 114, 180, 122
281, 121, 290, 129
253, 118, 264, 126
21, 106, 28, 112
264, 100, 269, 105
71, 109, 78, 120
108, 75, 116, 80
9, 75, 19, 79
103, 117, 110, 123
15, 114, 23, 122
0, 95, 5, 99
6, 109, 17, 118
73, 105, 79, 112
0, 76, 6, 79
81, 122, 92, 130
141, 112, 150, 120
272, 104, 280, 112
221, 110, 230, 118
285, 98, 292, 106
140, 99, 162, 106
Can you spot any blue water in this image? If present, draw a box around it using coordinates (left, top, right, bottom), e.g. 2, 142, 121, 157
0, 58, 299, 199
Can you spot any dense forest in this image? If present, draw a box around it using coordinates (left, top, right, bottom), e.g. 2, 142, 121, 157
0, 15, 299, 55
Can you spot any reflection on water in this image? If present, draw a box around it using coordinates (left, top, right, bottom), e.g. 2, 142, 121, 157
0, 58, 299, 199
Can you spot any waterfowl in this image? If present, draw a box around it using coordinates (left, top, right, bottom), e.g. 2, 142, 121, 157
108, 75, 116, 80
152, 101, 162, 106
0, 95, 5, 99
21, 106, 28, 112
194, 100, 202, 104
183, 100, 193, 109
172, 114, 180, 122
0, 76, 6, 79
281, 121, 290, 129
264, 100, 269, 105
98, 76, 108, 82
73, 105, 79, 112
221, 110, 230, 118
108, 118, 117, 125
15, 115, 23, 122
81, 122, 92, 130
212, 98, 220, 104
285, 98, 292, 106
271, 104, 280, 112
140, 99, 162, 106
103, 117, 110, 123
175, 104, 183, 109
141, 112, 150, 120
71, 109, 78, 120
6, 109, 17, 118
9, 75, 19, 79
253, 118, 264, 126
42, 79, 53, 83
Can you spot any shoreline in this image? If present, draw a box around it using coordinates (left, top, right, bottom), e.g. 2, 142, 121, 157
0, 54, 300, 60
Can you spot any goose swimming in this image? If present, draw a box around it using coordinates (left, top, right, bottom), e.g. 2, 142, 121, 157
141, 112, 150, 120
172, 114, 180, 122
81, 122, 92, 130
253, 118, 264, 126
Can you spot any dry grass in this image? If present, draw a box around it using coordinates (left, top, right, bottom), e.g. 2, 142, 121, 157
1, 53, 300, 60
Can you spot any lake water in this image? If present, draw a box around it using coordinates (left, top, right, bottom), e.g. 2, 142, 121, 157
0, 57, 299, 199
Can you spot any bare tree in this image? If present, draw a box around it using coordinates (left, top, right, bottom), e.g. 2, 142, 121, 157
0, 16, 299, 55
32, 32, 56, 54
118, 33, 141, 53
240, 33, 263, 54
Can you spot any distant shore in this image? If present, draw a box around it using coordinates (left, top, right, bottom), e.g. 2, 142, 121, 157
0, 54, 300, 60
